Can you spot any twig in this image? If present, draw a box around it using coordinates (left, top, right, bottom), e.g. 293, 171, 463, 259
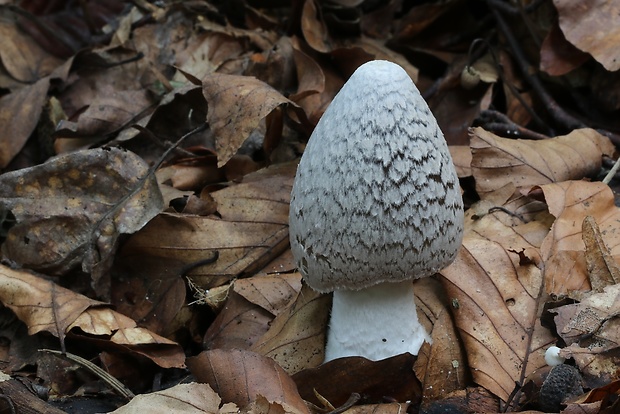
603, 157, 620, 184
40, 349, 135, 401
478, 110, 550, 140
488, 1, 585, 131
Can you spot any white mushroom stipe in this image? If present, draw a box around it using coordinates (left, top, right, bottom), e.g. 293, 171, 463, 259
326, 281, 430, 361
545, 346, 565, 367
289, 60, 464, 362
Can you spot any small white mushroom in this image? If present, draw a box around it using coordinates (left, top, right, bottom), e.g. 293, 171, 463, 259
545, 346, 565, 366
289, 60, 464, 361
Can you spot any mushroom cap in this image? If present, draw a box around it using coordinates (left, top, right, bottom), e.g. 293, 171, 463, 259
289, 60, 464, 292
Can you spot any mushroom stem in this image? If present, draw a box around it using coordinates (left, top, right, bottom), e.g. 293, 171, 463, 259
325, 280, 431, 362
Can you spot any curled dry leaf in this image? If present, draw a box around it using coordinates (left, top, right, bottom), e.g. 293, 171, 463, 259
0, 264, 185, 368
582, 216, 620, 292
292, 354, 421, 408
0, 77, 50, 168
551, 284, 620, 388
538, 181, 620, 295
251, 283, 330, 374
187, 348, 310, 414
110, 383, 236, 414
470, 127, 615, 196
554, 0, 620, 71
0, 147, 163, 296
440, 233, 555, 402
413, 278, 468, 403
552, 284, 620, 353
202, 73, 304, 167
120, 163, 294, 290
203, 290, 274, 351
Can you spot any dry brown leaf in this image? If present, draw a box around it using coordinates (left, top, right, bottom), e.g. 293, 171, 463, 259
551, 284, 620, 388
582, 216, 620, 292
251, 284, 330, 374
120, 163, 294, 290
187, 348, 310, 414
110, 382, 235, 414
0, 147, 163, 296
203, 290, 274, 351
553, 284, 620, 353
202, 73, 300, 167
538, 181, 620, 295
554, 0, 620, 71
0, 77, 50, 168
234, 273, 302, 317
0, 264, 185, 368
0, 21, 63, 83
414, 278, 468, 403
440, 234, 555, 402
293, 354, 422, 408
470, 127, 614, 196
539, 22, 590, 76
56, 87, 155, 140
339, 403, 411, 414
301, 0, 332, 53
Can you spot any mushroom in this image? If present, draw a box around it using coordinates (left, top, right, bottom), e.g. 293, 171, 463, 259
289, 60, 464, 361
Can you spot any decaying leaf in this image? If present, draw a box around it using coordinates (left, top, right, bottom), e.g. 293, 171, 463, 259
202, 73, 301, 167
554, 0, 620, 71
470, 128, 614, 196
120, 163, 294, 290
552, 284, 620, 353
0, 77, 50, 168
551, 284, 620, 388
293, 354, 422, 408
538, 181, 620, 295
251, 283, 330, 374
0, 147, 163, 297
441, 233, 554, 402
187, 348, 310, 414
582, 216, 620, 292
0, 264, 185, 368
414, 278, 468, 403
110, 383, 237, 414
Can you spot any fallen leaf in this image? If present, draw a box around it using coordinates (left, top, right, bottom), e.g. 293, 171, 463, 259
0, 264, 185, 368
538, 181, 620, 295
187, 348, 310, 414
470, 128, 615, 196
110, 382, 235, 414
552, 284, 620, 353
251, 283, 330, 374
202, 74, 302, 167
293, 354, 422, 408
0, 77, 50, 168
554, 0, 620, 71
539, 22, 590, 76
414, 278, 468, 403
441, 234, 555, 402
119, 163, 294, 290
582, 216, 620, 292
0, 147, 163, 297
0, 21, 63, 82
203, 290, 274, 351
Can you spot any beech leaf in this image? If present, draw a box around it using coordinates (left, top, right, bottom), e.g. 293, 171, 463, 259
0, 147, 163, 297
441, 234, 554, 402
470, 127, 614, 196
187, 348, 310, 414
0, 264, 185, 368
538, 181, 620, 295
202, 73, 299, 167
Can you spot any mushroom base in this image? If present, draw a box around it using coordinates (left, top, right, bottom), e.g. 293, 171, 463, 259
325, 280, 431, 362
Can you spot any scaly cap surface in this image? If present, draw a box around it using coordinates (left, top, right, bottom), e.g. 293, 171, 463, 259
289, 60, 464, 292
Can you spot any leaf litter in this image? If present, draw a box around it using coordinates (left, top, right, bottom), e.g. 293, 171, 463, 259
0, 1, 620, 413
